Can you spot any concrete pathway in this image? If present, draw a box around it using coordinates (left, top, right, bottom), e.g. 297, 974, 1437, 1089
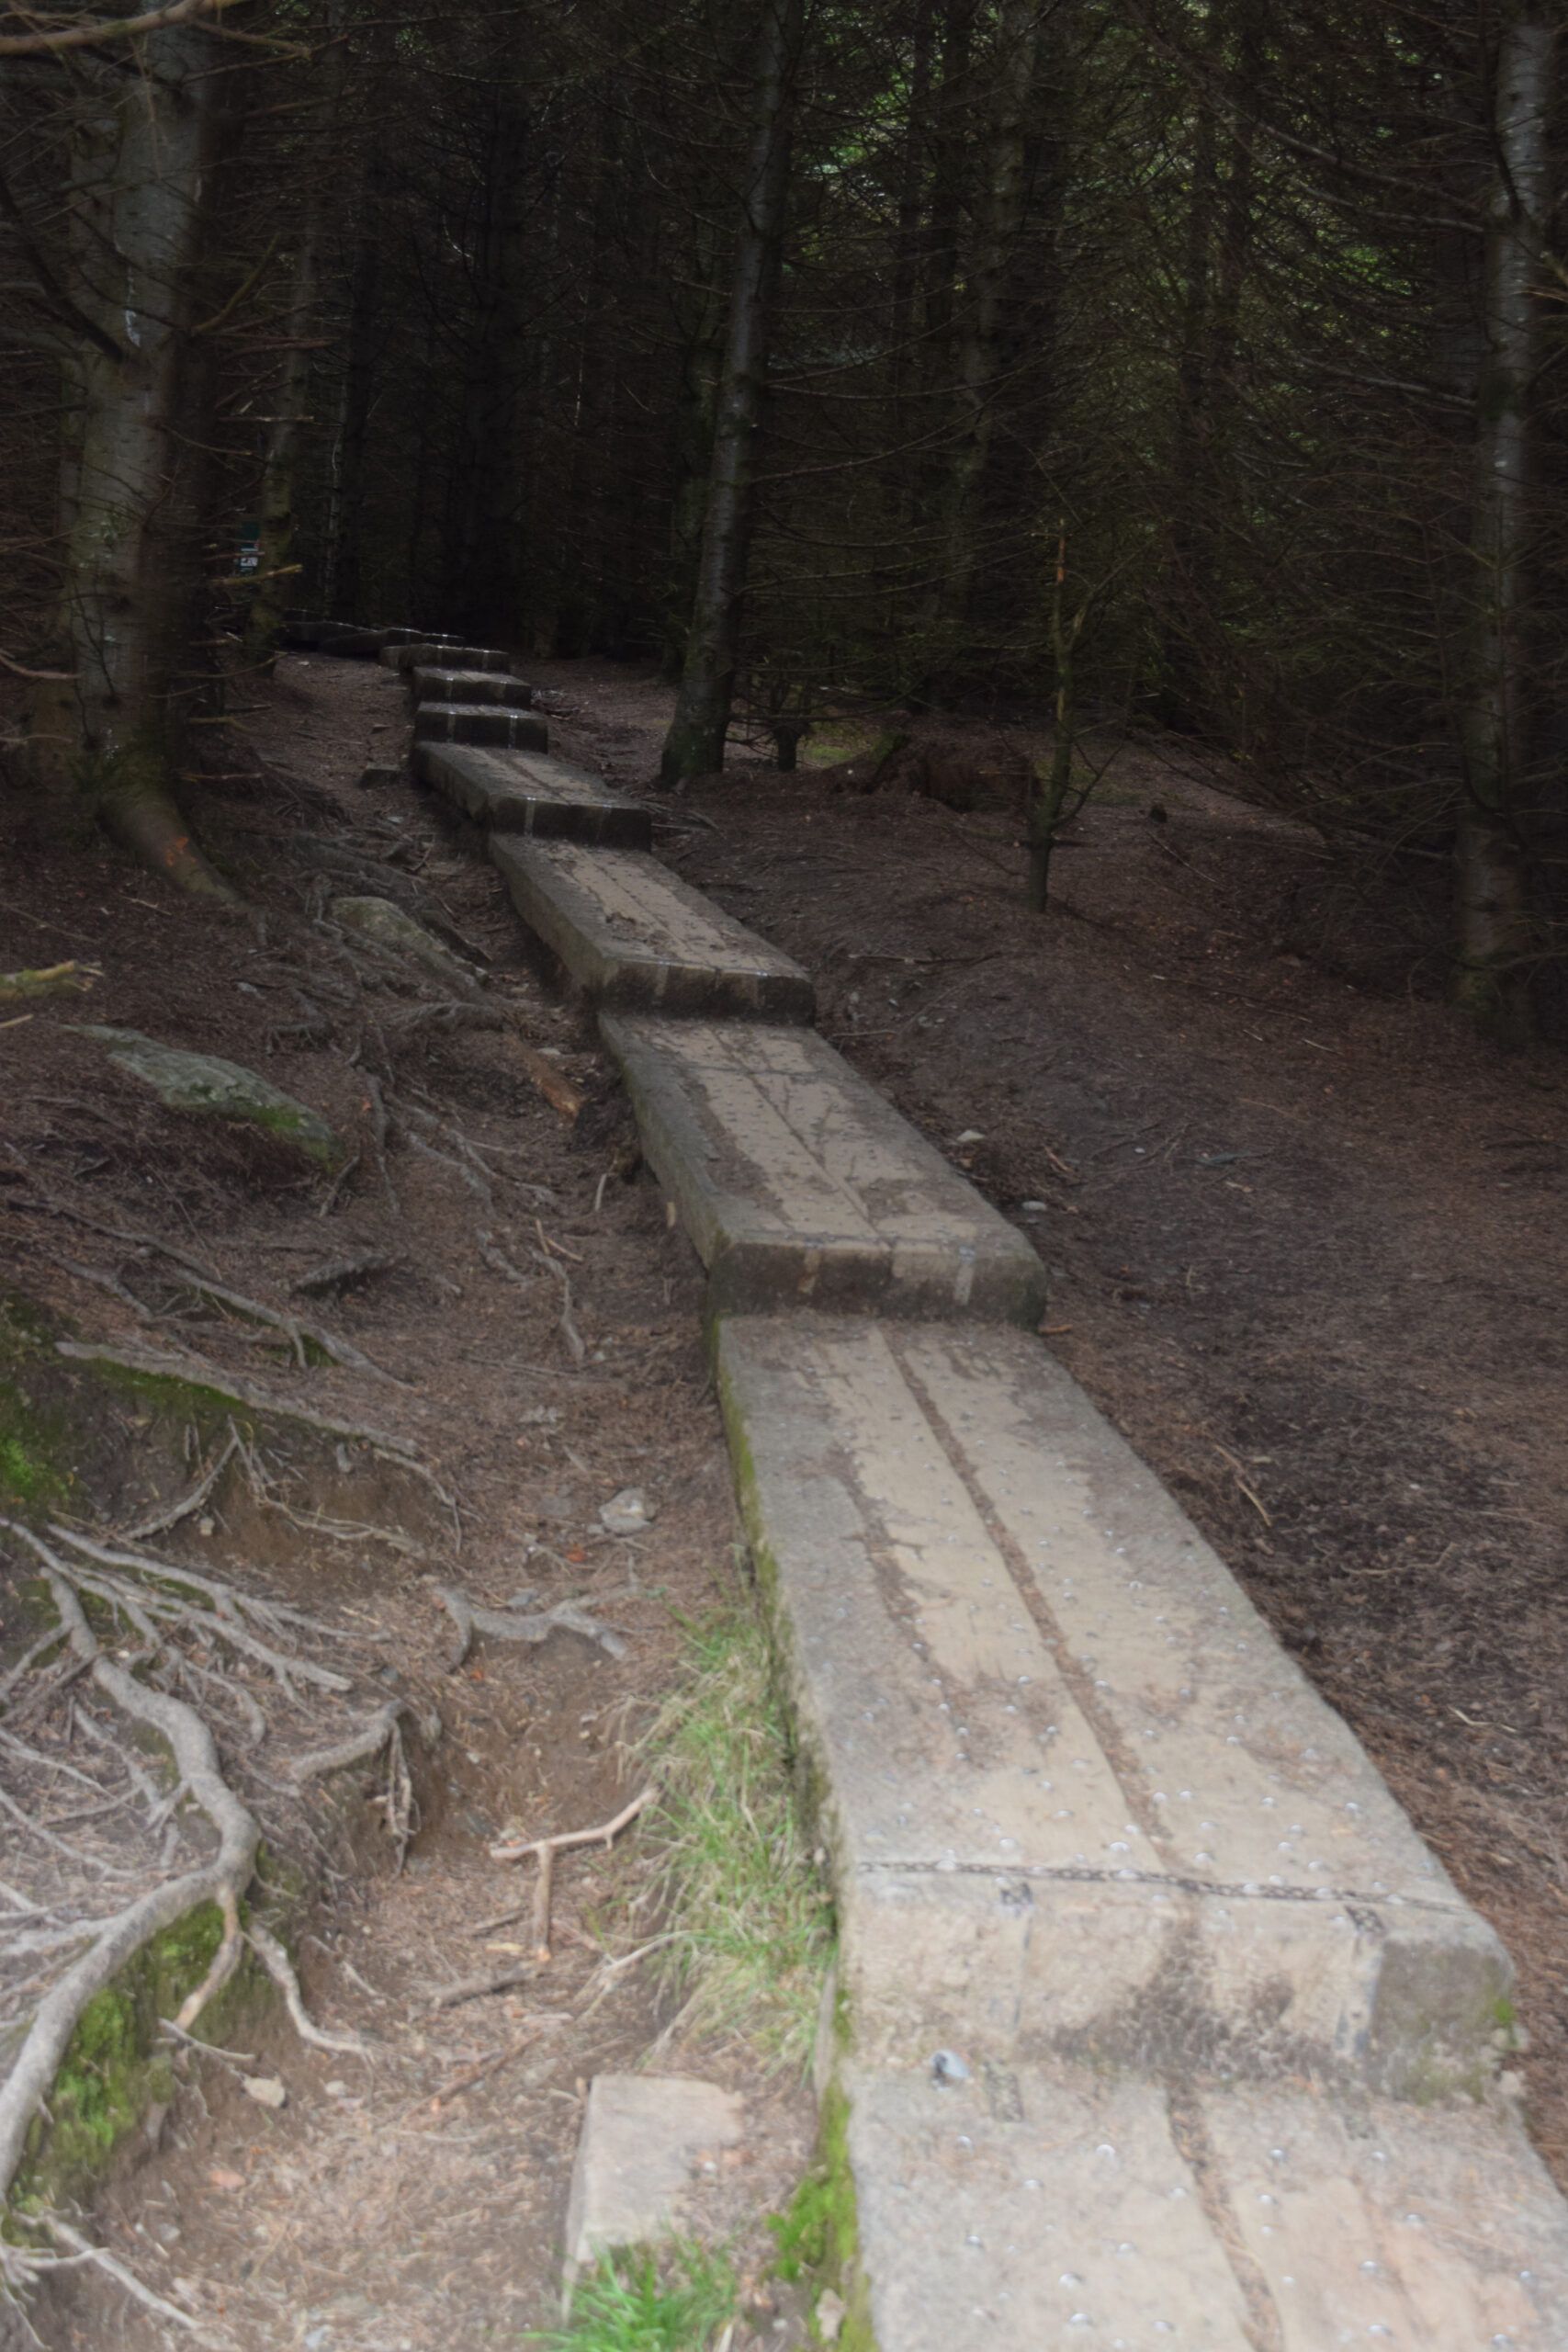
311, 639, 1568, 2344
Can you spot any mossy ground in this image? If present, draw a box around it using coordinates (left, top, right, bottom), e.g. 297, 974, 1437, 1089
6, 1902, 265, 2222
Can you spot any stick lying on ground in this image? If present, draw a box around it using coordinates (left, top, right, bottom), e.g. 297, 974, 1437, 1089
487, 1785, 657, 1962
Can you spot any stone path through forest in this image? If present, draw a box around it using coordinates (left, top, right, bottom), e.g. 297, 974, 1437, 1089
315, 617, 1568, 2348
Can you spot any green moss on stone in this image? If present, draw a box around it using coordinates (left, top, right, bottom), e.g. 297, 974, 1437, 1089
768, 2087, 876, 2350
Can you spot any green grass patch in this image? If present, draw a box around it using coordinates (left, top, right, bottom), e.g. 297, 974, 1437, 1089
636, 1609, 832, 2070
536, 2243, 738, 2351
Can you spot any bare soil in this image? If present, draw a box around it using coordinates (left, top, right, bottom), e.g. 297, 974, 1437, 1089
0, 653, 811, 2351
536, 654, 1568, 2180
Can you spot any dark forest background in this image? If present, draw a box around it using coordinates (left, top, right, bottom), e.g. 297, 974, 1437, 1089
2, 0, 1563, 1035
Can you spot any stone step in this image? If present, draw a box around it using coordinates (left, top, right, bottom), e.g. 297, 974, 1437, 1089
378, 638, 467, 671
600, 1018, 1046, 1323
409, 666, 536, 708
716, 1314, 1508, 2095
412, 702, 549, 752
415, 741, 651, 846
491, 839, 814, 1022
840, 2059, 1568, 2351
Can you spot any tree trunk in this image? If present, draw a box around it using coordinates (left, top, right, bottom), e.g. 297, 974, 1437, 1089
243, 5, 348, 670
659, 0, 805, 787
34, 21, 237, 899
1452, 12, 1557, 1040
931, 0, 1045, 684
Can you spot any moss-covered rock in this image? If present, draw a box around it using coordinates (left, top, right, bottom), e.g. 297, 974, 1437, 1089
332, 895, 478, 988
74, 1025, 345, 1167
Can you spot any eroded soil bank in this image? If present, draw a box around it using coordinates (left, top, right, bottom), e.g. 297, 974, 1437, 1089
0, 652, 811, 2350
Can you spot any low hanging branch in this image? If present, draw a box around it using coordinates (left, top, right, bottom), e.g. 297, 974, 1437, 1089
0, 0, 243, 56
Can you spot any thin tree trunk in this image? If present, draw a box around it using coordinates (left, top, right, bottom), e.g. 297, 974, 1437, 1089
34, 22, 236, 899
244, 4, 348, 669
660, 0, 805, 786
1453, 12, 1557, 1040
931, 0, 1045, 681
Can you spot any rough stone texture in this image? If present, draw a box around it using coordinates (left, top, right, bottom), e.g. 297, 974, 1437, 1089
562, 2075, 744, 2274
378, 639, 464, 671
417, 644, 512, 672
75, 1025, 344, 1166
491, 839, 815, 1021
601, 1017, 1048, 1324
716, 1315, 1509, 2094
412, 701, 549, 752
409, 666, 536, 708
843, 2061, 1568, 2352
415, 742, 651, 846
331, 896, 477, 988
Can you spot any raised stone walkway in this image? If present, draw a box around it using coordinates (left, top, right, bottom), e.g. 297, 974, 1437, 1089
313, 621, 1568, 2345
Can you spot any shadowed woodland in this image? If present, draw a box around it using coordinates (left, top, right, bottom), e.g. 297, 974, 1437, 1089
2, 0, 1565, 1030
2, 3, 1568, 2346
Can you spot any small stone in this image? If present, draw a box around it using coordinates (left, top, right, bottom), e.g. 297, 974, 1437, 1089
243, 2075, 288, 2109
563, 2075, 744, 2278
816, 2288, 847, 2345
600, 1487, 655, 1535
357, 763, 403, 789
954, 1129, 985, 1147
931, 2049, 971, 2085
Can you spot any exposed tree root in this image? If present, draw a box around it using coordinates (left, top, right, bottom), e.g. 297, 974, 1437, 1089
0, 1528, 262, 2206
436, 1585, 626, 1671
0, 1517, 387, 2233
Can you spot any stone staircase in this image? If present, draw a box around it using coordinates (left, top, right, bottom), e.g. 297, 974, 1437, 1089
307, 622, 1568, 2346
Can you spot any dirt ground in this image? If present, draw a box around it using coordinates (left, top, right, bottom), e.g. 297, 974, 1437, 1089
0, 654, 811, 2350
534, 655, 1568, 2177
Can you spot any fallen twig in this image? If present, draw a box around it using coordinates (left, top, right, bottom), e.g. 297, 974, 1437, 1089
0, 962, 97, 1002
488, 1785, 658, 1962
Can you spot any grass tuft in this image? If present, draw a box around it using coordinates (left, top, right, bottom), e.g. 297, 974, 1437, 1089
536, 2243, 737, 2351
635, 1608, 831, 2070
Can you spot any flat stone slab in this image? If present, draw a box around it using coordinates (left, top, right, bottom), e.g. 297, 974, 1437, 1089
412, 701, 549, 752
415, 742, 651, 845
601, 1019, 1046, 1323
716, 1316, 1509, 2091
563, 2075, 743, 2274
842, 2061, 1568, 2351
409, 666, 536, 708
379, 639, 466, 671
491, 839, 815, 1021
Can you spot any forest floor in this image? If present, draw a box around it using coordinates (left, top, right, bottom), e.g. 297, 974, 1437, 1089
0, 654, 814, 2351
536, 654, 1568, 2180
5, 646, 1566, 2347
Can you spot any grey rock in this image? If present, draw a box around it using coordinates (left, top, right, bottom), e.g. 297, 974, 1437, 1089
76, 1026, 344, 1166
331, 895, 478, 988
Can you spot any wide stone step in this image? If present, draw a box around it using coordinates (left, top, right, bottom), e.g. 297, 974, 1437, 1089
842, 2060, 1568, 2350
716, 1314, 1507, 2094
379, 638, 468, 671
415, 741, 651, 846
491, 839, 814, 1021
412, 702, 549, 752
409, 666, 536, 708
600, 1018, 1046, 1322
